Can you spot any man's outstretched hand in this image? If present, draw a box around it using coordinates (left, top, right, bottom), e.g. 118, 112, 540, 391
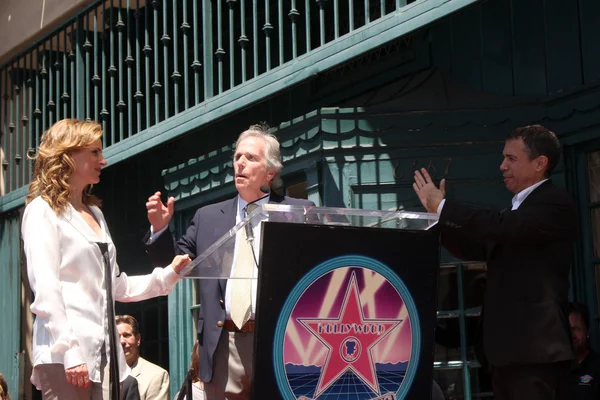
413, 168, 446, 213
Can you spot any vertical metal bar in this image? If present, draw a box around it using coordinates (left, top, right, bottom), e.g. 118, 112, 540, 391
152, 0, 161, 123
290, 0, 298, 59
101, 1, 109, 143
305, 0, 311, 52
116, 2, 126, 141
202, 0, 214, 98
109, 0, 117, 144
143, 0, 151, 129
334, 0, 339, 39
381, 0, 386, 17
364, 0, 369, 24
34, 46, 41, 148
80, 17, 90, 120
318, 2, 326, 46
181, 0, 190, 109
397, 0, 407, 11
264, 0, 272, 71
28, 51, 34, 179
252, 0, 258, 77
8, 66, 14, 191
67, 26, 73, 118
349, 0, 354, 32
57, 34, 64, 120
239, 0, 248, 83
92, 7, 101, 126
48, 37, 55, 126
2, 68, 7, 191
456, 264, 473, 400
216, 0, 224, 93
82, 15, 91, 121
172, 0, 181, 114
191, 0, 201, 104
278, 0, 283, 65
135, 0, 143, 133
14, 65, 21, 188
92, 8, 100, 124
23, 54, 30, 185
162, 0, 171, 118
125, 1, 134, 138
228, 0, 235, 89
41, 42, 48, 134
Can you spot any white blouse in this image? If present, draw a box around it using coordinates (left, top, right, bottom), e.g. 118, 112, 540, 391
22, 196, 180, 388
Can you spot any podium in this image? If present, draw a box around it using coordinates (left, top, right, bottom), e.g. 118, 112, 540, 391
183, 204, 440, 400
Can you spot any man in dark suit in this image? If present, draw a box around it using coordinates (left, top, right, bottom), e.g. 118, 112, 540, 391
144, 124, 314, 400
413, 125, 577, 400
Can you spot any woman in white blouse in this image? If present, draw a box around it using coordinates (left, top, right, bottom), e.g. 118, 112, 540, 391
22, 119, 190, 399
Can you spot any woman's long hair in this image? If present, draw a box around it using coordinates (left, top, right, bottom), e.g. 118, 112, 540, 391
190, 340, 201, 383
0, 372, 10, 400
26, 119, 103, 215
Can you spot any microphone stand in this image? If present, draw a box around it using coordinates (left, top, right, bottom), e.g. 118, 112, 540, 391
243, 185, 270, 267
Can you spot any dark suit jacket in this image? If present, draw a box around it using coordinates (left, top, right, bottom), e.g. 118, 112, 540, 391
438, 180, 576, 367
144, 193, 315, 382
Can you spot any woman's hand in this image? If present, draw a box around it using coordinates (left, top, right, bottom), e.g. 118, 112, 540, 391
170, 254, 192, 274
65, 363, 90, 388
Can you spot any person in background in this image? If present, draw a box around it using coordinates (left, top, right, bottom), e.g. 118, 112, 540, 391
561, 302, 600, 399
0, 373, 10, 400
23, 119, 190, 399
175, 340, 206, 400
117, 315, 170, 400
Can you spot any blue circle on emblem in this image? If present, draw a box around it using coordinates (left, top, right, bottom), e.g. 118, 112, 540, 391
272, 255, 421, 400
340, 336, 362, 363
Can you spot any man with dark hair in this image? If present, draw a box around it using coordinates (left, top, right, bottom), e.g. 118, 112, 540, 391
413, 125, 577, 399
144, 124, 314, 399
116, 315, 170, 400
562, 302, 600, 399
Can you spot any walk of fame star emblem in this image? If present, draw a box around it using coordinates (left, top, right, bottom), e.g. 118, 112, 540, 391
298, 273, 401, 397
273, 255, 420, 400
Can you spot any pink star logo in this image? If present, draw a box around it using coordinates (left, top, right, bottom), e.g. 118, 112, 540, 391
298, 272, 401, 397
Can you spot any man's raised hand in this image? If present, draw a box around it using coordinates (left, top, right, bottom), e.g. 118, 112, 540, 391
413, 168, 446, 213
146, 191, 175, 233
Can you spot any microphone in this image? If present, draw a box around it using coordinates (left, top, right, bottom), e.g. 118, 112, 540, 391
244, 185, 271, 244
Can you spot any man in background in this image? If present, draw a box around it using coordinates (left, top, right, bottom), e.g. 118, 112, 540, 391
116, 315, 170, 400
562, 302, 600, 399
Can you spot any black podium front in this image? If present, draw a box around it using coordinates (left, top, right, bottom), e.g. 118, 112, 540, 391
183, 205, 440, 400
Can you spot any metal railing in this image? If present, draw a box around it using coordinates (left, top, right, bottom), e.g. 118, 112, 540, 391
0, 0, 421, 196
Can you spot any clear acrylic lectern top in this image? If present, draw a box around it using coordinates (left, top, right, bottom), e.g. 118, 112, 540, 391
180, 204, 438, 279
